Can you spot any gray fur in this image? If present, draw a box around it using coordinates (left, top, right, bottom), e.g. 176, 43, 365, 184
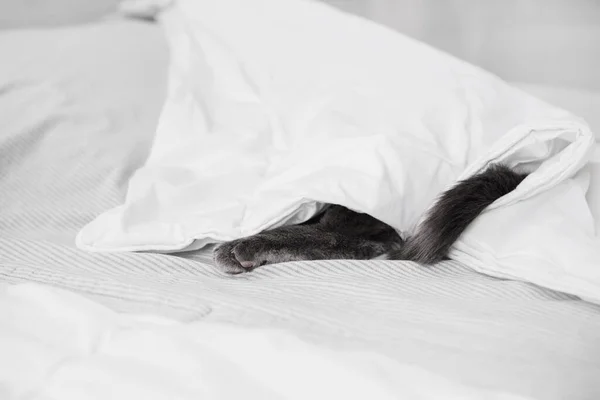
214, 164, 527, 274
389, 164, 527, 264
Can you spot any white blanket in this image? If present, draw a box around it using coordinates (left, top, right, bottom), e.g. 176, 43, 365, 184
0, 283, 531, 400
76, 0, 600, 302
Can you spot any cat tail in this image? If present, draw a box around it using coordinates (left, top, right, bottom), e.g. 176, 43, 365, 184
389, 164, 528, 264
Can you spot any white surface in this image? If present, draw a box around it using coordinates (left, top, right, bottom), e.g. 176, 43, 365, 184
3, 0, 600, 92
512, 83, 600, 237
1, 16, 600, 400
0, 19, 168, 244
1, 283, 533, 400
354, 0, 600, 91
77, 0, 600, 304
514, 82, 600, 136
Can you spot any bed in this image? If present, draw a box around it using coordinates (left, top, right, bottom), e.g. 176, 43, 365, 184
1, 6, 600, 400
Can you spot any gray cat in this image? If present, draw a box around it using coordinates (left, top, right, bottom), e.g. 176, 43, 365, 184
214, 164, 527, 274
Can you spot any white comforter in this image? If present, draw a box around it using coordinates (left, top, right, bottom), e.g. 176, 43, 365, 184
0, 283, 531, 400
77, 0, 600, 303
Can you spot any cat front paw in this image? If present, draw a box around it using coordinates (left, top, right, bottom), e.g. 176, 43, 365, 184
213, 241, 245, 274
213, 237, 271, 274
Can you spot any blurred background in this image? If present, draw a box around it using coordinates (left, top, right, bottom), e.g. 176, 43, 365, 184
1, 0, 599, 91
330, 0, 600, 92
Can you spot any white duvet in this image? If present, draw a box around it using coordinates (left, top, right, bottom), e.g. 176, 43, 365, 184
0, 283, 530, 400
77, 0, 600, 302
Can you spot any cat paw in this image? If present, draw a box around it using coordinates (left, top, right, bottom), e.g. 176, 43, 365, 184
213, 238, 270, 274
213, 241, 246, 274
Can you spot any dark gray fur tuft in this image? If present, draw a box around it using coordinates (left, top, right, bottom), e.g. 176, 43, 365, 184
388, 164, 527, 264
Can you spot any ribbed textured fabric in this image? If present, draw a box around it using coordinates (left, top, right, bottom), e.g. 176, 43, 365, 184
1, 18, 600, 400
2, 237, 600, 398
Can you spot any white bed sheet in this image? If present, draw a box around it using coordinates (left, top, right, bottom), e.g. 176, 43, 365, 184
0, 18, 599, 399
2, 283, 534, 400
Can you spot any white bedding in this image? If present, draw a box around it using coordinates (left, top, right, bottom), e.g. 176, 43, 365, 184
1, 283, 531, 400
1, 10, 600, 400
79, 0, 595, 253
75, 0, 600, 305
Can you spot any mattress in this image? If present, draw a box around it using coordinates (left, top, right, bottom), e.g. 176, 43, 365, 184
1, 17, 600, 399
